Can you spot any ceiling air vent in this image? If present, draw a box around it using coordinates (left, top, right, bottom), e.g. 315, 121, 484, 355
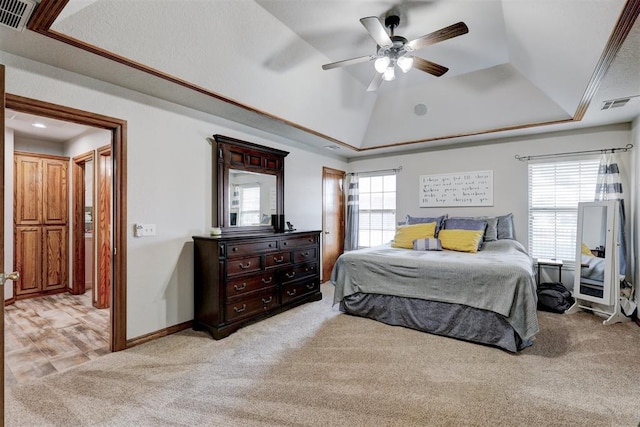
0, 0, 37, 32
601, 95, 640, 110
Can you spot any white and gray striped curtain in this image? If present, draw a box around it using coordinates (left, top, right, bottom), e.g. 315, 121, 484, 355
594, 152, 626, 277
344, 174, 359, 251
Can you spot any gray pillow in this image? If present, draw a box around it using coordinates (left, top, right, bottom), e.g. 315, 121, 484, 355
444, 218, 487, 232
475, 216, 498, 242
406, 214, 447, 235
497, 213, 514, 240
443, 218, 487, 250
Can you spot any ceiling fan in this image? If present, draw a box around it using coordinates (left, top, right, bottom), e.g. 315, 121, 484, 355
322, 15, 468, 92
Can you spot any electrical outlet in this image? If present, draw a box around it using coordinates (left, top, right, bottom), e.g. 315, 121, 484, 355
134, 223, 156, 237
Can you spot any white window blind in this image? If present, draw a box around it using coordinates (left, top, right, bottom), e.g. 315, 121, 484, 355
358, 174, 396, 248
528, 159, 600, 263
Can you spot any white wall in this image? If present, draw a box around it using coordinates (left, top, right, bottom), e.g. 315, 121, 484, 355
349, 123, 634, 286
1, 51, 347, 340
14, 136, 66, 156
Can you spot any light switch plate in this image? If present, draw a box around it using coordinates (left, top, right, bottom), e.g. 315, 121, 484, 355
134, 223, 156, 237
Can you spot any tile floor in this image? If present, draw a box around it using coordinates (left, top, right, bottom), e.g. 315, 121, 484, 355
4, 291, 110, 385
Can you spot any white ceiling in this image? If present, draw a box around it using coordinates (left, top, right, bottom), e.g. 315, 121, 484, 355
5, 109, 93, 142
1, 0, 639, 158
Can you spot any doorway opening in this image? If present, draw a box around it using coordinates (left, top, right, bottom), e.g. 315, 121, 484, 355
4, 94, 127, 368
5, 109, 118, 382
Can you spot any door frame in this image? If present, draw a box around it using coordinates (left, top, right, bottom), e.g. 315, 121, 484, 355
6, 94, 127, 352
322, 167, 345, 281
71, 151, 94, 295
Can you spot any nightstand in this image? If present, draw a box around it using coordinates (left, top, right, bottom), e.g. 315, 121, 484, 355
535, 258, 563, 285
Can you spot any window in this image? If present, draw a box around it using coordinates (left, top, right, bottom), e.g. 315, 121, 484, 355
358, 174, 396, 248
528, 159, 600, 263
238, 185, 260, 225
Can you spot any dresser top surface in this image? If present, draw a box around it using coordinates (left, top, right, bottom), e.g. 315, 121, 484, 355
193, 230, 321, 241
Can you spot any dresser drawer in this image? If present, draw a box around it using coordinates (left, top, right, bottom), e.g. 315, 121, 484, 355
226, 256, 261, 276
225, 289, 279, 323
282, 279, 320, 305
294, 248, 316, 263
279, 262, 318, 284
226, 272, 276, 299
265, 251, 291, 269
227, 240, 278, 257
280, 234, 317, 249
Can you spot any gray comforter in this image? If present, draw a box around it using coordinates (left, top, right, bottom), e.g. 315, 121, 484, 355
331, 239, 539, 340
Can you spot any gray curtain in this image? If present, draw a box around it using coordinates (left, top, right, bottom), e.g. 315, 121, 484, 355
594, 152, 626, 276
344, 174, 359, 251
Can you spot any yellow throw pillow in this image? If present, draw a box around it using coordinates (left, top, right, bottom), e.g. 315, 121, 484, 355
438, 229, 485, 253
391, 222, 437, 249
581, 243, 593, 256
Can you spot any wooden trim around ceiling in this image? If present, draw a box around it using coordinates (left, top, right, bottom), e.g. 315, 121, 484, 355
25, 0, 639, 152
574, 0, 640, 120
5, 93, 128, 352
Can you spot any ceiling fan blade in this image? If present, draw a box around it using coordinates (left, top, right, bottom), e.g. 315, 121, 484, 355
322, 54, 375, 70
412, 57, 449, 77
360, 16, 393, 48
406, 21, 469, 52
367, 72, 384, 92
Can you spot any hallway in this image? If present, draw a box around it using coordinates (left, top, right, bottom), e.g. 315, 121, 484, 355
4, 292, 109, 385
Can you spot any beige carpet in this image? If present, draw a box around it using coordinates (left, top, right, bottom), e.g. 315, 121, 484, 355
6, 282, 640, 426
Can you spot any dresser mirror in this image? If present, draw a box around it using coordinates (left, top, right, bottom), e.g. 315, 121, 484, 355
214, 134, 288, 232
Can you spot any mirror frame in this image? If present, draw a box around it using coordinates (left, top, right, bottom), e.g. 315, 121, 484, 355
573, 200, 616, 305
214, 134, 289, 233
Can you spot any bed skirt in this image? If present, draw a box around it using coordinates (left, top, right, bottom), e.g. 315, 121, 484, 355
340, 293, 532, 353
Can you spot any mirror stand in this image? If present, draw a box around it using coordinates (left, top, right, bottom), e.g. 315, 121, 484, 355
566, 200, 630, 324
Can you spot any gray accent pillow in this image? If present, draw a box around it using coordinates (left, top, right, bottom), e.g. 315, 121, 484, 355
443, 218, 487, 250
406, 214, 447, 235
475, 216, 498, 241
497, 213, 515, 240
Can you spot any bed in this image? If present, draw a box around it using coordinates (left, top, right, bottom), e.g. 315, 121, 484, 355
330, 239, 539, 352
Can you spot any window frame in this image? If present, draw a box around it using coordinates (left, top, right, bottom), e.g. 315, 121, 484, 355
357, 173, 397, 248
527, 157, 601, 265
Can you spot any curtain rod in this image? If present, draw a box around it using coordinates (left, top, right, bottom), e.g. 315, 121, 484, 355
515, 144, 633, 161
348, 166, 402, 176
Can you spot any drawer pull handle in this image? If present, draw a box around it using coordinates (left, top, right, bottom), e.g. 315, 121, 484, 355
282, 242, 287, 246
306, 283, 316, 289
285, 272, 296, 279
233, 283, 247, 291
262, 277, 273, 284
301, 251, 310, 257
268, 243, 273, 247
273, 256, 284, 263
232, 247, 238, 252
286, 289, 297, 296
238, 261, 252, 269
262, 297, 273, 304
233, 304, 247, 313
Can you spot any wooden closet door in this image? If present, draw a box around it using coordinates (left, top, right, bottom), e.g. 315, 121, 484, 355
42, 158, 68, 225
14, 155, 42, 226
14, 227, 43, 296
42, 226, 68, 292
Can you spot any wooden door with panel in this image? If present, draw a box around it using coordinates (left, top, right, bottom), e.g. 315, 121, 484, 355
322, 167, 345, 281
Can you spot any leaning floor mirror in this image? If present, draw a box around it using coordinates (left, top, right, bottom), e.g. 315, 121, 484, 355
567, 200, 627, 324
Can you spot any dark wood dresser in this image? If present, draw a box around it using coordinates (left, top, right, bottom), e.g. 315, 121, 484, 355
193, 230, 322, 339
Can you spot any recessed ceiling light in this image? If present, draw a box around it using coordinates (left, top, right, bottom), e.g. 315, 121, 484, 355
32, 122, 47, 129
324, 145, 340, 150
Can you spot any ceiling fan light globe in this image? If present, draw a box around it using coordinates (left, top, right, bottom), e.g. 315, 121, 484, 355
374, 57, 390, 73
383, 67, 396, 81
397, 56, 413, 73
